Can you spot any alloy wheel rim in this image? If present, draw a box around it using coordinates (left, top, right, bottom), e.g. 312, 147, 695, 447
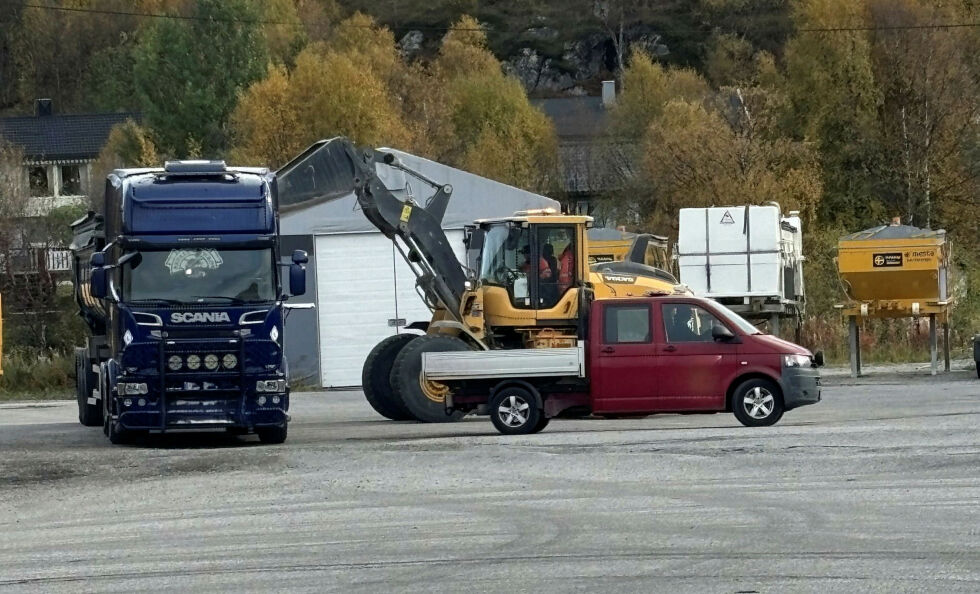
743, 386, 774, 419
497, 395, 530, 427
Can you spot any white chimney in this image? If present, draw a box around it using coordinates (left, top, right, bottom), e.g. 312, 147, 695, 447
601, 80, 616, 108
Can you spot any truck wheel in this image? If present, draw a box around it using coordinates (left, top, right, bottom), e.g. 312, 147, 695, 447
490, 387, 543, 435
75, 348, 101, 427
390, 335, 468, 423
257, 423, 288, 444
531, 416, 550, 434
106, 417, 130, 445
732, 379, 784, 427
362, 334, 418, 421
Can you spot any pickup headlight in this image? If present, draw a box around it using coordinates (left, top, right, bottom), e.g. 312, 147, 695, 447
256, 379, 287, 393
783, 354, 812, 368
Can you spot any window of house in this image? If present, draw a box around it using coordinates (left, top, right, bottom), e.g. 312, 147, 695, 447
29, 166, 49, 197
61, 165, 81, 195
603, 304, 652, 344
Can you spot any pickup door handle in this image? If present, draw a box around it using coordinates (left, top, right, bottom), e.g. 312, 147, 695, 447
601, 346, 616, 353
664, 345, 677, 352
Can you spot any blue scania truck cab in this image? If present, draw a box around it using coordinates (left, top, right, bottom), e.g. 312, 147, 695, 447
70, 160, 307, 444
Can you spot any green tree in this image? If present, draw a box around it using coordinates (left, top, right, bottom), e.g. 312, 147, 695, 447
133, 0, 268, 157
780, 0, 883, 227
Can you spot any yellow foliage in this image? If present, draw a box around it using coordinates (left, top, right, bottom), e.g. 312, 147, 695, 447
434, 15, 501, 81
325, 12, 401, 80
89, 120, 159, 208
611, 49, 710, 138
230, 65, 301, 167
257, 0, 306, 64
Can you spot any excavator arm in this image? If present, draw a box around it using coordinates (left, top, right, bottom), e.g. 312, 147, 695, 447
276, 137, 467, 321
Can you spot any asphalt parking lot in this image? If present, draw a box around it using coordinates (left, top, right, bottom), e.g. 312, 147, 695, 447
1, 370, 978, 593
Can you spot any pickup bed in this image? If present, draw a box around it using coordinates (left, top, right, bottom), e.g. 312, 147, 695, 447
423, 295, 822, 434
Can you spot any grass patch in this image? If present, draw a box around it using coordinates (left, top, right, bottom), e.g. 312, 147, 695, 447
0, 349, 74, 401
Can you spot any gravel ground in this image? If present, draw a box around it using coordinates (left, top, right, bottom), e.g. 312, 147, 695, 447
0, 370, 978, 593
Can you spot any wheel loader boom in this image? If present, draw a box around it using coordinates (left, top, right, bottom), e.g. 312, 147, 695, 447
277, 138, 467, 321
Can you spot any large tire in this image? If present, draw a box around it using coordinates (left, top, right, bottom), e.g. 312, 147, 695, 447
75, 348, 101, 427
390, 335, 469, 423
732, 378, 784, 427
362, 334, 418, 421
489, 386, 543, 435
257, 423, 288, 444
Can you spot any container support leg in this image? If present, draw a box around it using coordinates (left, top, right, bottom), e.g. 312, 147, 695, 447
929, 314, 937, 376
770, 313, 781, 338
943, 322, 950, 373
848, 316, 861, 378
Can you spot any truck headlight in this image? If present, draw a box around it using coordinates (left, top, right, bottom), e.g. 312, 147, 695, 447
783, 354, 812, 368
186, 354, 201, 370
118, 382, 148, 395
256, 379, 286, 393
222, 353, 237, 369
204, 354, 219, 370
168, 355, 182, 371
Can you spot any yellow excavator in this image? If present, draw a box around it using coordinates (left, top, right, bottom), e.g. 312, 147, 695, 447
278, 138, 687, 422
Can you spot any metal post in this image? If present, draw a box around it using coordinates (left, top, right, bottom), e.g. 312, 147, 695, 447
770, 313, 780, 337
943, 322, 950, 373
929, 313, 937, 376
849, 316, 860, 378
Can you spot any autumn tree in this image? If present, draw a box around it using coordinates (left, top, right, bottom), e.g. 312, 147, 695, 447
780, 0, 883, 228
610, 49, 710, 139
868, 0, 980, 231
133, 0, 268, 157
230, 14, 413, 168
88, 120, 159, 210
430, 16, 558, 191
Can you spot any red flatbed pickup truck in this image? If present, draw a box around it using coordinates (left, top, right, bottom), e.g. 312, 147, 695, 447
422, 295, 822, 434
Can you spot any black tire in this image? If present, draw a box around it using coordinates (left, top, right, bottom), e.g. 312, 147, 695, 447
531, 415, 550, 434
362, 334, 418, 421
489, 386, 543, 435
76, 348, 101, 427
257, 423, 288, 444
732, 378, 784, 427
390, 335, 469, 423
106, 417, 130, 445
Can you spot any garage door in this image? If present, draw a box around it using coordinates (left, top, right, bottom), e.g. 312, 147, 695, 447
315, 231, 465, 388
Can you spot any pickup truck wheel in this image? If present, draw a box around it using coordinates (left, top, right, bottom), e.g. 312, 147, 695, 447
75, 349, 101, 427
732, 379, 784, 427
257, 423, 288, 444
390, 335, 468, 423
490, 388, 543, 435
362, 334, 418, 421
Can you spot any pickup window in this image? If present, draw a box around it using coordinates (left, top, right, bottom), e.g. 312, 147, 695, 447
662, 303, 724, 343
603, 304, 652, 344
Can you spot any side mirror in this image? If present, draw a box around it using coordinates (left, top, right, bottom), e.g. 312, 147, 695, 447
291, 249, 308, 265
90, 267, 108, 299
712, 323, 735, 342
289, 262, 306, 296
90, 252, 106, 268
813, 350, 825, 368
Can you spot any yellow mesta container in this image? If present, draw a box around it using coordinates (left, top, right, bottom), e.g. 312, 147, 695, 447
837, 223, 949, 304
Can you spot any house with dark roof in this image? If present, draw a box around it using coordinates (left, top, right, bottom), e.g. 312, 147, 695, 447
532, 82, 635, 221
0, 99, 139, 216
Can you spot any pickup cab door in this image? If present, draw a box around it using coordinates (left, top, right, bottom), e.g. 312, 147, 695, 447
590, 302, 659, 413
655, 302, 737, 410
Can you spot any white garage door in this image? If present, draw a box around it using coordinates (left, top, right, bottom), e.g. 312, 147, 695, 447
315, 230, 466, 388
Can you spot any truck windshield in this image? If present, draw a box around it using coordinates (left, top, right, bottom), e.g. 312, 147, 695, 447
712, 302, 762, 335
122, 248, 275, 304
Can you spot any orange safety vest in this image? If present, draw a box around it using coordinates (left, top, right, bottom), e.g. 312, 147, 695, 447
558, 247, 574, 292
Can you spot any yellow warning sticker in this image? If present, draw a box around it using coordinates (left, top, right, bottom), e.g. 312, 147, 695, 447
400, 205, 412, 223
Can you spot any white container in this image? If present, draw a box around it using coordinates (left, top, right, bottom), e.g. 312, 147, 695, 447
677, 204, 804, 304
